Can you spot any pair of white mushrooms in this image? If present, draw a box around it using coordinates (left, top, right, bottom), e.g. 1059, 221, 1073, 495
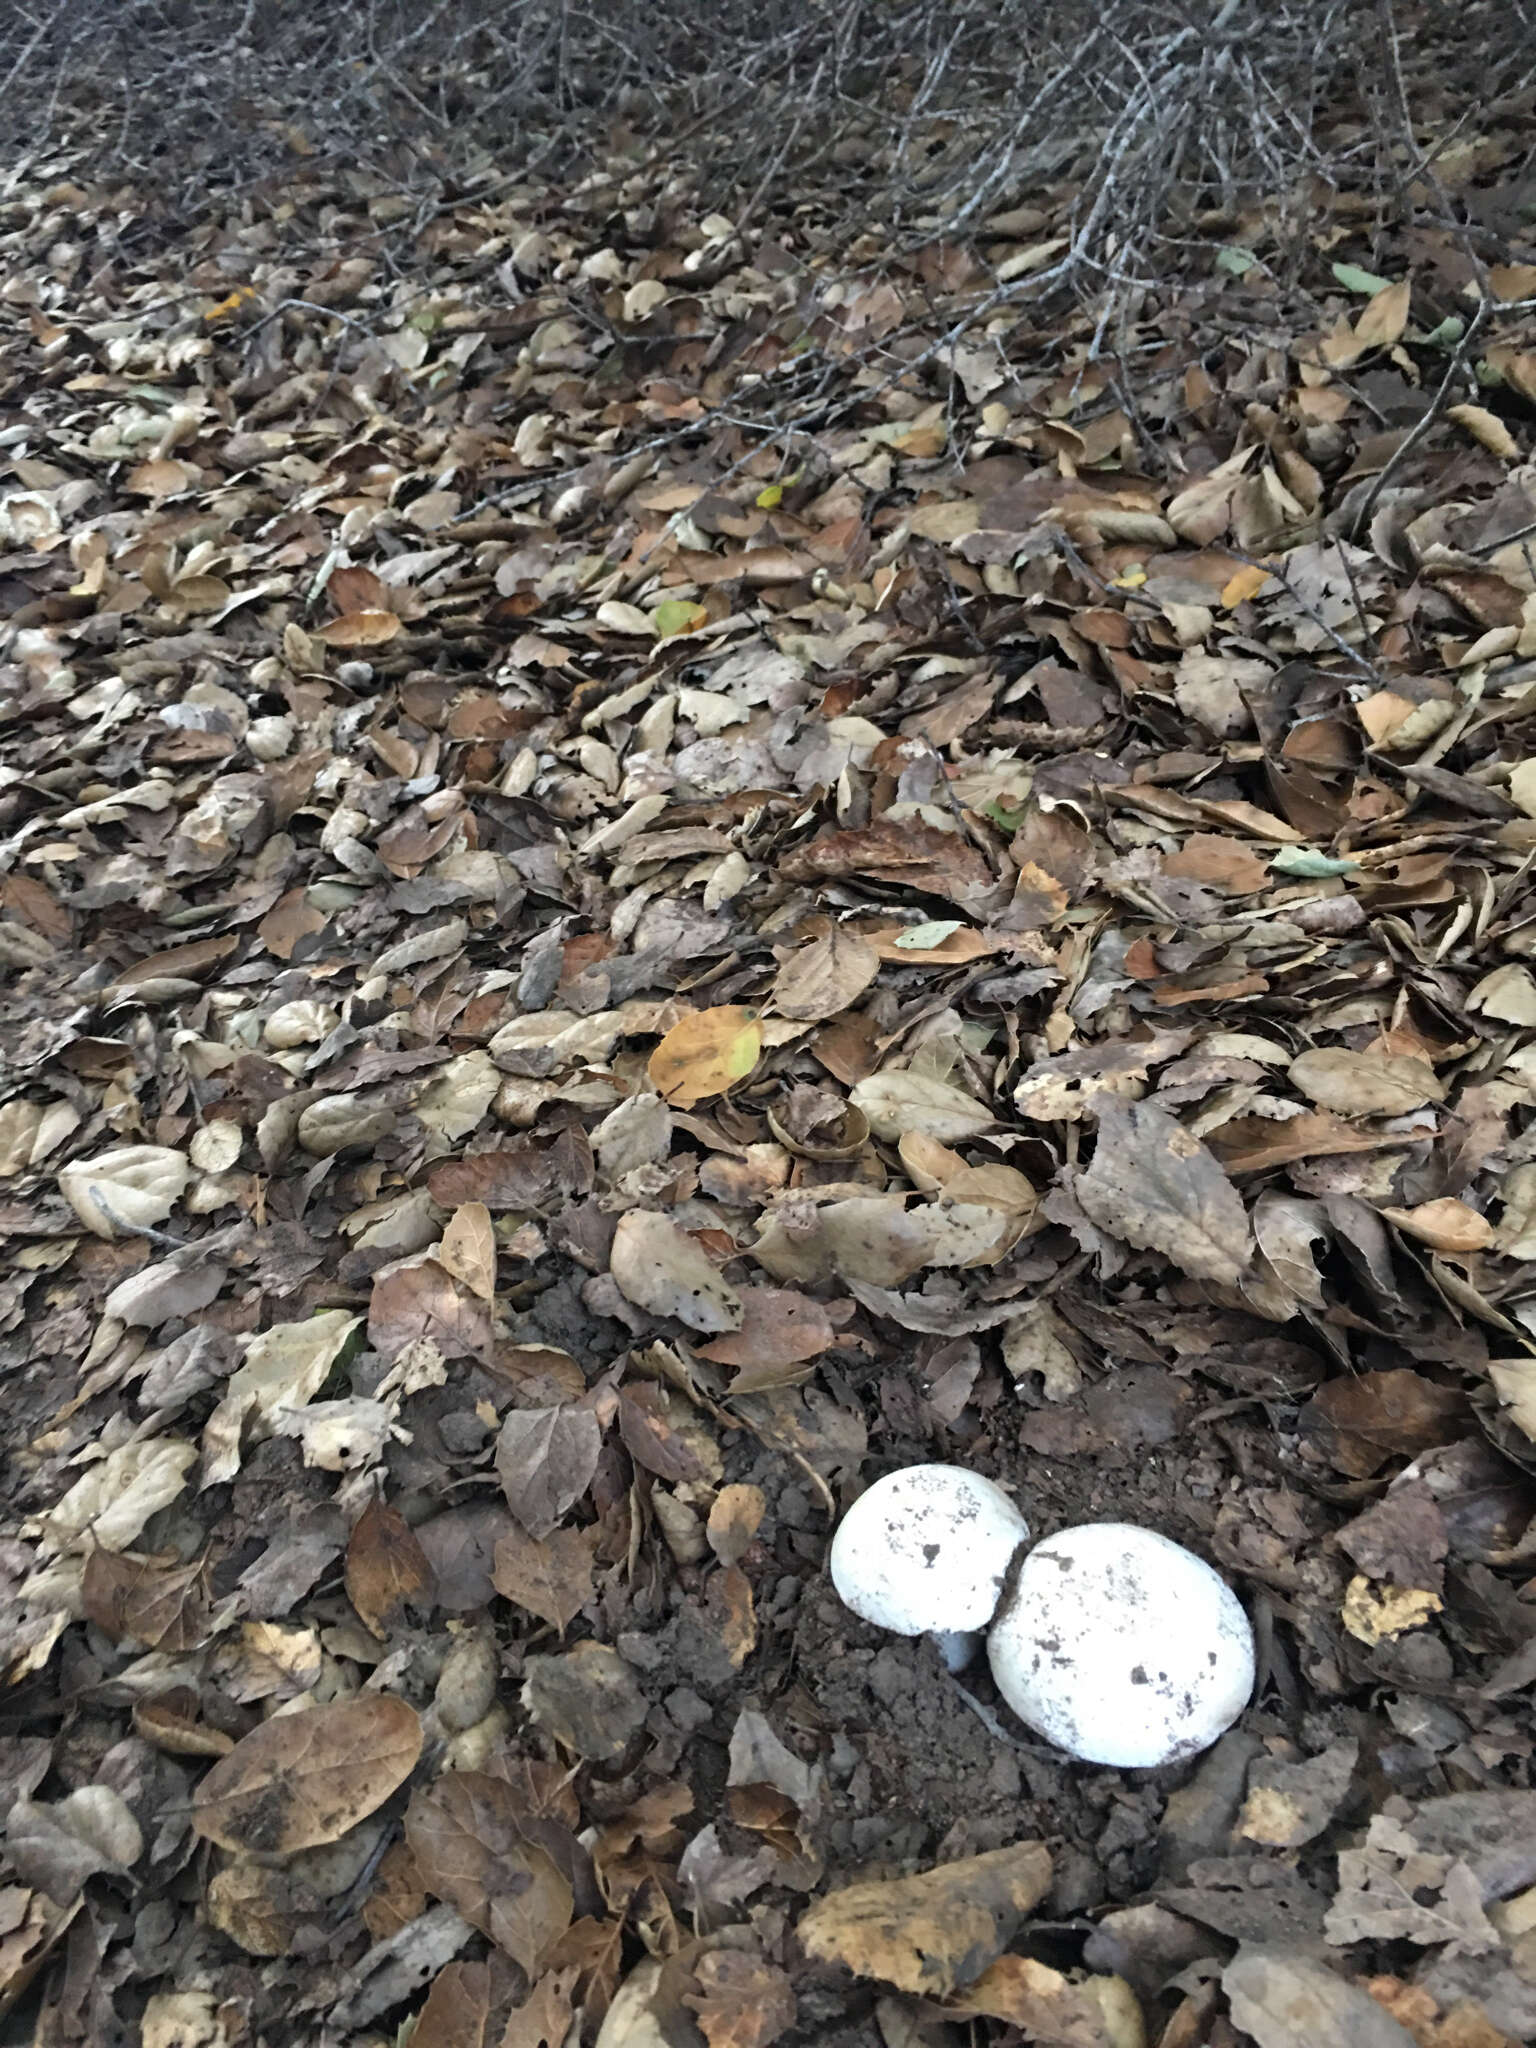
829, 1465, 1254, 1770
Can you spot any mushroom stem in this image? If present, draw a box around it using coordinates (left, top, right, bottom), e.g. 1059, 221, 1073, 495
933, 1629, 980, 1673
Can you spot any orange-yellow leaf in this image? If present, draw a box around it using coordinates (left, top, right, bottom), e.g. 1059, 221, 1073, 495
647, 1007, 763, 1108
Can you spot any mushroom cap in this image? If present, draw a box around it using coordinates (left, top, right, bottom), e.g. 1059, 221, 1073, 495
988, 1522, 1254, 1769
829, 1463, 1029, 1637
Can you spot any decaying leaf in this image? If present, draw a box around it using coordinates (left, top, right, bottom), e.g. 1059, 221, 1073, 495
201, 1310, 362, 1487
496, 1405, 603, 1539
345, 1498, 435, 1637
193, 1696, 423, 1853
1289, 1048, 1444, 1118
1075, 1097, 1252, 1285
947, 1955, 1143, 2047
796, 1841, 1052, 1996
609, 1209, 743, 1332
493, 1522, 597, 1633
684, 1948, 798, 2048
771, 927, 881, 1022
405, 1772, 574, 1973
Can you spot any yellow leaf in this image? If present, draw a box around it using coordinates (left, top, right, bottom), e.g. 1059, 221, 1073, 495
203, 285, 258, 323
1448, 403, 1519, 460
647, 1006, 762, 1108
1341, 1575, 1441, 1646
755, 483, 784, 509
1221, 562, 1272, 607
1352, 276, 1411, 351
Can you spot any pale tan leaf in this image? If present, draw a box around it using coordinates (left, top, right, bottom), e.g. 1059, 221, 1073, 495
440, 1203, 497, 1302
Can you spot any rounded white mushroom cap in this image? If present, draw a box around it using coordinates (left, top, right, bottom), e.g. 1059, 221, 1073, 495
829, 1464, 1029, 1637
988, 1522, 1254, 1769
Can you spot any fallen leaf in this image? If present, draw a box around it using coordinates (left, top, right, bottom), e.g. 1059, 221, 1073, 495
57, 1145, 191, 1238
948, 1954, 1143, 2047
1300, 1370, 1469, 1478
345, 1499, 436, 1637
202, 1310, 363, 1487
492, 1522, 597, 1633
684, 1949, 797, 2048
796, 1840, 1052, 1996
1289, 1048, 1444, 1118
521, 1642, 648, 1761
696, 1288, 835, 1370
81, 1550, 211, 1651
610, 1210, 743, 1332
1379, 1198, 1493, 1253
405, 1772, 574, 1972
770, 928, 881, 1022
647, 1006, 763, 1106
849, 1070, 994, 1142
1341, 1576, 1443, 1645
1075, 1097, 1253, 1286
1325, 1812, 1499, 1953
1224, 1947, 1425, 2048
316, 609, 402, 646
496, 1406, 604, 1539
706, 1484, 767, 1565
193, 1696, 423, 1853
439, 1202, 498, 1301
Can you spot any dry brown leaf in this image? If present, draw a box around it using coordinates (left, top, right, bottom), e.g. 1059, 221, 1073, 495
1075, 1097, 1252, 1286
796, 1840, 1052, 1996
610, 1209, 743, 1332
1354, 276, 1412, 349
706, 1484, 767, 1565
1290, 1047, 1444, 1118
492, 1522, 597, 1633
695, 1287, 835, 1370
1379, 1198, 1494, 1254
684, 1949, 797, 2048
405, 1772, 574, 1972
81, 1551, 211, 1652
496, 1405, 604, 1539
316, 609, 402, 646
345, 1498, 436, 1638
770, 927, 881, 1022
193, 1696, 423, 1853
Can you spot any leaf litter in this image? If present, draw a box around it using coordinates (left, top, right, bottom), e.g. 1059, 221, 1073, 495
7, 21, 1536, 2048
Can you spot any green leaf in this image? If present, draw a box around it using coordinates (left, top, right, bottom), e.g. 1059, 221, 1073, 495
1332, 262, 1393, 297
1216, 246, 1257, 276
979, 798, 1030, 833
894, 920, 963, 950
1422, 315, 1465, 349
650, 599, 707, 638
1270, 847, 1360, 878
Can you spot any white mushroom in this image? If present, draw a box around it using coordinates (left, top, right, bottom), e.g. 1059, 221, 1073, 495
829, 1463, 1029, 1668
988, 1523, 1254, 1769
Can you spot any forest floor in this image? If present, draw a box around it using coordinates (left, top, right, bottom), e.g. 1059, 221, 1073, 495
5, 44, 1536, 2048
